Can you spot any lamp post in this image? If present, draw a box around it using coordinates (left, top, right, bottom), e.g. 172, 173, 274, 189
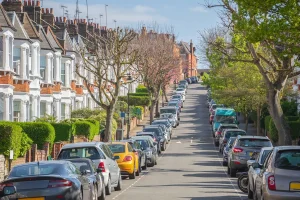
126, 73, 132, 139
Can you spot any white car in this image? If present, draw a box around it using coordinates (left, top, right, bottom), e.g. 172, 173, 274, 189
174, 91, 185, 101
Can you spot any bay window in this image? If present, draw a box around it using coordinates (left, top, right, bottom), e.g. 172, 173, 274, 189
13, 100, 21, 122
40, 56, 46, 79
61, 62, 65, 86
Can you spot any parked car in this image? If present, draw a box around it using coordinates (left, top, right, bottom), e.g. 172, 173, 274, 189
159, 114, 177, 128
120, 139, 147, 171
212, 108, 238, 135
160, 106, 180, 122
253, 146, 300, 200
209, 114, 214, 125
175, 87, 186, 95
222, 137, 236, 166
185, 78, 192, 84
131, 136, 158, 167
143, 125, 167, 151
148, 124, 170, 143
179, 80, 188, 87
57, 142, 121, 195
214, 124, 239, 146
152, 119, 173, 140
107, 142, 139, 179
178, 84, 187, 91
247, 147, 273, 199
135, 132, 161, 154
209, 104, 225, 115
227, 136, 273, 177
169, 96, 183, 108
173, 90, 186, 101
218, 129, 246, 153
167, 100, 181, 112
66, 158, 107, 200
0, 160, 93, 200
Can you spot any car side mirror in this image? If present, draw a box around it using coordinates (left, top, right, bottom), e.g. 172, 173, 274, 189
96, 168, 102, 173
251, 162, 261, 169
1, 186, 17, 197
114, 155, 120, 160
81, 169, 91, 175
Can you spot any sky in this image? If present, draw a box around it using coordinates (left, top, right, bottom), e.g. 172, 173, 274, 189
42, 0, 222, 68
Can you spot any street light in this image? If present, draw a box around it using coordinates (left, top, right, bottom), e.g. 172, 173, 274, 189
126, 73, 132, 139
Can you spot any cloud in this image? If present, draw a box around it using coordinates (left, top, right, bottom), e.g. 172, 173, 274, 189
42, 1, 168, 27
190, 6, 208, 13
134, 5, 155, 13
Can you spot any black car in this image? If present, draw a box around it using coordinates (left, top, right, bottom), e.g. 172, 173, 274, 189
131, 136, 158, 167
0, 160, 92, 200
143, 126, 167, 151
121, 139, 147, 170
66, 158, 106, 200
152, 119, 173, 139
136, 132, 161, 154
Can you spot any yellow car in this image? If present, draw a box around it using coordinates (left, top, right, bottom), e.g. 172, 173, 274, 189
107, 142, 139, 179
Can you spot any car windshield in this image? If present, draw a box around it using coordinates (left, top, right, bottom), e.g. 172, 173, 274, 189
107, 144, 125, 153
179, 81, 186, 84
172, 95, 181, 99
58, 147, 101, 159
238, 139, 272, 147
70, 161, 92, 172
212, 104, 223, 109
225, 131, 246, 138
176, 88, 184, 91
160, 109, 176, 114
275, 150, 300, 170
9, 163, 61, 177
136, 140, 150, 149
143, 128, 163, 136
215, 115, 236, 123
168, 102, 177, 106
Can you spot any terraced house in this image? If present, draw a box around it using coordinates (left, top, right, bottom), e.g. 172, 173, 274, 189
0, 0, 137, 122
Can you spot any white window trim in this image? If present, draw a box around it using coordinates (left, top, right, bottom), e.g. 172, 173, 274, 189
2, 31, 14, 71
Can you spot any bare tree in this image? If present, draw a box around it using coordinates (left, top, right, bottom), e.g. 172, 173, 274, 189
76, 28, 138, 142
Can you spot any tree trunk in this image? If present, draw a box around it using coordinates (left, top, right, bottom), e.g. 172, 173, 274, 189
104, 105, 115, 142
149, 100, 156, 124
267, 88, 292, 145
155, 98, 159, 118
245, 113, 249, 132
163, 89, 168, 102
256, 106, 262, 136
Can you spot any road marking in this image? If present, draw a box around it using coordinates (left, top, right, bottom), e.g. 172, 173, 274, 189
176, 141, 181, 143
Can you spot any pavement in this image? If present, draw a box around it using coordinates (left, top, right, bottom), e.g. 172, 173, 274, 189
106, 84, 248, 200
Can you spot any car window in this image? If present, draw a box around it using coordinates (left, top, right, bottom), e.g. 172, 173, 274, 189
103, 144, 114, 159
136, 139, 149, 149
238, 139, 272, 147
101, 145, 112, 158
58, 147, 102, 160
225, 131, 246, 138
263, 151, 273, 169
69, 163, 82, 175
274, 150, 300, 170
9, 163, 62, 177
135, 141, 141, 149
127, 143, 133, 152
70, 161, 92, 173
107, 144, 125, 153
260, 150, 272, 165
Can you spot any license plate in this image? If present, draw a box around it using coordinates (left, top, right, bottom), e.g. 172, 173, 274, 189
249, 152, 253, 156
290, 182, 300, 191
19, 198, 45, 200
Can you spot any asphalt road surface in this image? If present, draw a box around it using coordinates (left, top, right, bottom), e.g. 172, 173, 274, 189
107, 84, 247, 200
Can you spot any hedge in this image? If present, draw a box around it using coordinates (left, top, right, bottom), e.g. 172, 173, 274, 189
19, 133, 33, 157
268, 118, 278, 143
288, 121, 300, 140
0, 122, 23, 159
71, 108, 102, 119
85, 119, 100, 139
19, 122, 55, 153
74, 121, 95, 140
136, 86, 148, 93
51, 123, 74, 142
264, 116, 271, 132
286, 116, 299, 121
118, 96, 150, 106
129, 93, 149, 97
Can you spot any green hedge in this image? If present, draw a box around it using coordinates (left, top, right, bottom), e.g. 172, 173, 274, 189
19, 133, 33, 157
71, 108, 102, 119
288, 121, 300, 140
0, 122, 23, 159
136, 85, 148, 93
51, 123, 74, 142
129, 93, 149, 97
86, 119, 100, 139
74, 121, 95, 140
268, 118, 278, 143
19, 122, 55, 152
264, 116, 271, 131
286, 116, 299, 121
119, 96, 150, 106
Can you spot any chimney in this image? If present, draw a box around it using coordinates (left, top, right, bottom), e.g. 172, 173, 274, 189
141, 26, 147, 36
41, 8, 54, 27
100, 26, 107, 37
2, 0, 23, 12
23, 0, 41, 24
55, 16, 67, 29
88, 22, 95, 35
95, 23, 100, 35
78, 19, 87, 38
67, 19, 78, 35
190, 39, 193, 54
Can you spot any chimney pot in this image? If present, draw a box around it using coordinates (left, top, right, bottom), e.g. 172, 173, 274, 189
46, 8, 49, 13
60, 17, 62, 22
41, 8, 45, 13
36, 0, 40, 6
50, 8, 53, 14
63, 17, 67, 22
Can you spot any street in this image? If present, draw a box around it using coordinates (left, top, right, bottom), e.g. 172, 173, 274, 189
107, 84, 247, 200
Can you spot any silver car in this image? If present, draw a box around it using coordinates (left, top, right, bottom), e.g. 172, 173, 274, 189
247, 147, 273, 199
227, 135, 273, 177
57, 142, 121, 195
253, 146, 300, 200
152, 119, 173, 140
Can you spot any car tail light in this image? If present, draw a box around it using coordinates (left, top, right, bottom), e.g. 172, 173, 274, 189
268, 175, 276, 191
233, 147, 243, 153
223, 139, 227, 144
123, 155, 133, 162
98, 161, 106, 172
216, 131, 221, 135
0, 182, 13, 191
48, 179, 72, 188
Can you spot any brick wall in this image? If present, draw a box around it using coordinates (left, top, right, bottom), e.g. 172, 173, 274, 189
13, 80, 30, 92
0, 73, 13, 84
40, 86, 53, 94
0, 155, 6, 182
53, 82, 61, 92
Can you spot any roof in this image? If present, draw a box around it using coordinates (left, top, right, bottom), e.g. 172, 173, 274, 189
13, 160, 69, 167
160, 106, 177, 109
131, 135, 155, 141
106, 142, 127, 145
0, 4, 14, 30
61, 142, 102, 149
54, 28, 75, 51
179, 41, 190, 54
136, 132, 155, 135
36, 25, 55, 50
275, 146, 300, 150
7, 12, 29, 40
44, 26, 64, 52
224, 129, 246, 132
237, 135, 270, 140
219, 124, 239, 127
16, 12, 40, 40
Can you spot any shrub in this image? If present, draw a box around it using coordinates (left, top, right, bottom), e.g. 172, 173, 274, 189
129, 93, 149, 97
269, 118, 278, 143
281, 100, 298, 116
115, 101, 128, 113
74, 121, 94, 140
136, 85, 148, 93
19, 122, 55, 152
90, 113, 118, 140
264, 116, 271, 131
0, 122, 23, 159
71, 108, 102, 119
288, 121, 300, 140
286, 116, 299, 121
135, 106, 144, 114
86, 119, 100, 140
19, 133, 33, 157
51, 123, 74, 142
118, 96, 150, 106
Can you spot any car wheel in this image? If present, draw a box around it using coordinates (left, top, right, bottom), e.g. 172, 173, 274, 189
129, 167, 136, 179
248, 182, 253, 199
148, 157, 155, 167
114, 174, 122, 191
214, 141, 219, 147
105, 177, 112, 195
222, 161, 227, 166
230, 167, 237, 177
142, 157, 147, 170
227, 166, 230, 175
136, 163, 140, 176
98, 185, 106, 200
92, 185, 97, 200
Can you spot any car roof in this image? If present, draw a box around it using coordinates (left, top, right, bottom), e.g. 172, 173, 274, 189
220, 124, 238, 127
274, 146, 300, 150
237, 135, 270, 140
106, 142, 127, 145
153, 120, 168, 122
131, 136, 154, 141
13, 160, 69, 167
137, 132, 155, 135
65, 158, 92, 163
224, 129, 245, 132
61, 142, 102, 149
261, 147, 274, 151
161, 106, 177, 109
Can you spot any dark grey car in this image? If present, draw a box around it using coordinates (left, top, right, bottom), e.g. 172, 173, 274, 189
222, 137, 236, 166
218, 129, 246, 153
143, 126, 167, 151
0, 161, 91, 200
227, 135, 273, 177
